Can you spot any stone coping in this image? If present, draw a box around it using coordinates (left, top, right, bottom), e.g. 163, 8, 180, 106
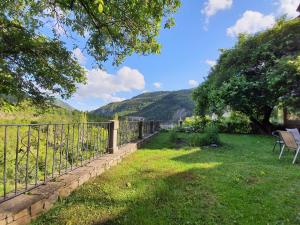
0, 132, 157, 225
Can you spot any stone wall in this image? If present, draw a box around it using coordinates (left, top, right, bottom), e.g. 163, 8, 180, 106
0, 133, 157, 225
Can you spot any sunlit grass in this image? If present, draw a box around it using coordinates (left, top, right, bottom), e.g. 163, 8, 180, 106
31, 132, 300, 225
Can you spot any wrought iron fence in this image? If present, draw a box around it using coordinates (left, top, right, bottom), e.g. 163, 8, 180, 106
0, 122, 110, 202
0, 120, 160, 202
143, 121, 152, 136
118, 120, 139, 146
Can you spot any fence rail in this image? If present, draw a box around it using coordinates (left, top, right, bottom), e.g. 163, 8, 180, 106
0, 122, 110, 202
118, 121, 139, 146
0, 120, 160, 203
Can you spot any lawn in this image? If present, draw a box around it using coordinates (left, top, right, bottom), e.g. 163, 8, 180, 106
31, 132, 300, 225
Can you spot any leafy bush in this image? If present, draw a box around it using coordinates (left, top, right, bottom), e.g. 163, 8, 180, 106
188, 133, 202, 147
184, 112, 252, 134
188, 124, 221, 147
169, 129, 178, 143
201, 124, 221, 146
218, 112, 251, 134
183, 116, 212, 133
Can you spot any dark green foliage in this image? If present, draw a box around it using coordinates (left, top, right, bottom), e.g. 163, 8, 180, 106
193, 19, 300, 134
0, 0, 180, 104
218, 112, 251, 134
169, 129, 178, 143
188, 124, 220, 146
201, 124, 221, 146
92, 89, 195, 122
184, 116, 212, 133
184, 113, 251, 134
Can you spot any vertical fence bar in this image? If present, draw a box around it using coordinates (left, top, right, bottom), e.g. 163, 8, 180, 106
35, 126, 40, 185
3, 126, 7, 199
71, 124, 75, 170
25, 126, 31, 190
65, 124, 70, 173
76, 124, 80, 167
59, 124, 64, 175
86, 124, 89, 161
44, 125, 49, 182
52, 124, 57, 178
15, 126, 20, 194
80, 124, 85, 165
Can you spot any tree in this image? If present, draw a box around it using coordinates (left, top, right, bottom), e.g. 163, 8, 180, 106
0, 0, 180, 104
193, 19, 300, 134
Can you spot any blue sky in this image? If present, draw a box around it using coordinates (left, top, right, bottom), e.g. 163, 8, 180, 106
62, 0, 299, 111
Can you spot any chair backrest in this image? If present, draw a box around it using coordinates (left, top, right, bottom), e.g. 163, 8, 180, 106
278, 131, 298, 149
286, 128, 300, 143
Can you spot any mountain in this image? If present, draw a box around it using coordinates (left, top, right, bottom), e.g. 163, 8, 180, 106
53, 99, 76, 111
92, 89, 195, 122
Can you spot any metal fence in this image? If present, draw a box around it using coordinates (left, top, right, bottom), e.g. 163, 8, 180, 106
0, 120, 160, 202
118, 120, 139, 146
143, 121, 152, 136
0, 122, 110, 202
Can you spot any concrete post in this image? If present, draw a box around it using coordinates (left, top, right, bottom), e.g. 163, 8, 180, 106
108, 120, 119, 153
138, 121, 144, 139
150, 120, 154, 133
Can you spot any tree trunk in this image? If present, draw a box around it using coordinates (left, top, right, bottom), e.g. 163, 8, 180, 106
250, 108, 274, 134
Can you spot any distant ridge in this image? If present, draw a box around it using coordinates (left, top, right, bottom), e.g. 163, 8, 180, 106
91, 89, 195, 122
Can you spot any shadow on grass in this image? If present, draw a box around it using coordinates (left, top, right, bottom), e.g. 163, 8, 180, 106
92, 168, 219, 225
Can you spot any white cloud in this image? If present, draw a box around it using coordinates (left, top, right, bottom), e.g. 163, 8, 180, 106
277, 0, 299, 18
153, 82, 162, 89
227, 11, 275, 37
72, 48, 86, 65
205, 59, 217, 67
75, 66, 145, 102
188, 80, 199, 88
202, 0, 233, 18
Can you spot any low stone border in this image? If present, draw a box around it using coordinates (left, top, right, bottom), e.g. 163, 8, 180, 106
0, 132, 157, 225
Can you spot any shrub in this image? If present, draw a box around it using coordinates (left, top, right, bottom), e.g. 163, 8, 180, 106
218, 112, 251, 134
201, 124, 221, 146
188, 133, 202, 147
189, 124, 221, 147
183, 116, 212, 133
169, 129, 178, 143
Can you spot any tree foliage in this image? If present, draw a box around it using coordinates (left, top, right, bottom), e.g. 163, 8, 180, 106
0, 0, 180, 104
193, 19, 300, 133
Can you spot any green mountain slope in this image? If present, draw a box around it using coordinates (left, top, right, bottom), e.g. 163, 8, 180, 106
92, 89, 195, 122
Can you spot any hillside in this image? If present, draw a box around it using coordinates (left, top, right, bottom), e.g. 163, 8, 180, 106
0, 97, 110, 124
92, 89, 195, 122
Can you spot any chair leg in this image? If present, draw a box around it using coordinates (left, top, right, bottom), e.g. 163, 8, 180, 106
272, 141, 277, 153
279, 144, 285, 159
292, 147, 300, 164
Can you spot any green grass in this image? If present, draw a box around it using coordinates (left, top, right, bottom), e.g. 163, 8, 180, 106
31, 132, 300, 225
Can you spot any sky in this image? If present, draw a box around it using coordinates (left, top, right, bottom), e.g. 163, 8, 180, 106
61, 0, 299, 111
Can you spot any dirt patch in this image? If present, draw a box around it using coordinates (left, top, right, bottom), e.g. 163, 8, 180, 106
175, 171, 199, 181
246, 176, 259, 185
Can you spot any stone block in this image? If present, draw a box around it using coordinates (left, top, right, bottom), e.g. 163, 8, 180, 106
30, 200, 44, 216
9, 215, 31, 225
6, 216, 13, 224
0, 218, 6, 225
58, 187, 70, 198
13, 209, 29, 221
